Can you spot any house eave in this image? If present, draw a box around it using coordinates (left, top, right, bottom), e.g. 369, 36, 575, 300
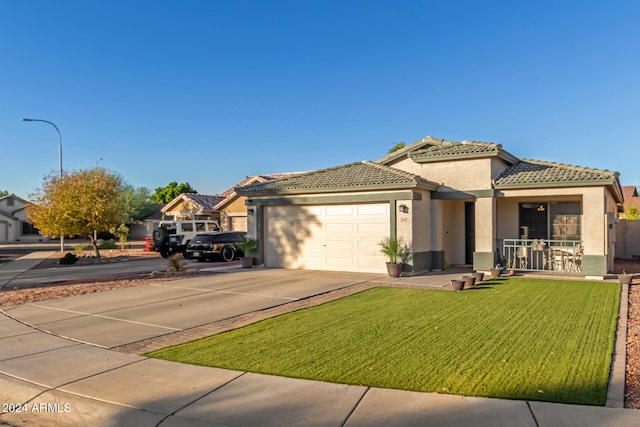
237, 181, 438, 197
494, 179, 618, 192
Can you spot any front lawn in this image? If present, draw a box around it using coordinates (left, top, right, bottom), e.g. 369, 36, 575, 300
146, 278, 621, 405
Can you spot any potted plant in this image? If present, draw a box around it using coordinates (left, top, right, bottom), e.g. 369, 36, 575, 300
379, 237, 406, 278
450, 279, 465, 290
618, 270, 633, 285
490, 263, 503, 278
239, 236, 257, 268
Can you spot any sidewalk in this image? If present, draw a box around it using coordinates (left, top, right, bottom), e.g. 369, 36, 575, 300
1, 257, 637, 426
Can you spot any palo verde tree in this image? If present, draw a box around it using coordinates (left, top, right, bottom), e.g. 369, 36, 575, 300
26, 169, 124, 257
120, 184, 155, 224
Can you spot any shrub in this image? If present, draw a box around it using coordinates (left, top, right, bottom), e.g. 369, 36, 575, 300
59, 252, 78, 265
72, 244, 88, 253
167, 254, 184, 272
98, 239, 117, 249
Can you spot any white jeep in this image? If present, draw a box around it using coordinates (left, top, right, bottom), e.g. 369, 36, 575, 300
152, 220, 220, 258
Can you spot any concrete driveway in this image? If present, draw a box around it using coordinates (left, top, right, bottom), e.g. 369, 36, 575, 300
2, 268, 381, 348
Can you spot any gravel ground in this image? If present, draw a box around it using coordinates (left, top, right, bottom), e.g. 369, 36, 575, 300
1, 253, 639, 409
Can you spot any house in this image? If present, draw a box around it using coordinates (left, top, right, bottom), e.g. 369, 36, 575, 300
621, 186, 640, 219
0, 194, 46, 243
161, 174, 299, 231
237, 136, 624, 278
128, 204, 172, 239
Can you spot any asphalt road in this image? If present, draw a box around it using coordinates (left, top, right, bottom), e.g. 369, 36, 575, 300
0, 243, 62, 264
6, 257, 172, 286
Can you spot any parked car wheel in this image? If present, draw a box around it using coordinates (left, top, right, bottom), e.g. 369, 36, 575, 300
182, 241, 192, 259
159, 245, 172, 258
221, 246, 236, 262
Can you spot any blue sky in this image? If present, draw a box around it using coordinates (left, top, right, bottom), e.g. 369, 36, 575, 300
1, 1, 638, 200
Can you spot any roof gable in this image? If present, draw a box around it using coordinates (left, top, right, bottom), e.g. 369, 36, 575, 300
162, 193, 225, 213
236, 161, 439, 195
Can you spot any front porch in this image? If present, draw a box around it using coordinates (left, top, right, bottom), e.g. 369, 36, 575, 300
501, 238, 583, 273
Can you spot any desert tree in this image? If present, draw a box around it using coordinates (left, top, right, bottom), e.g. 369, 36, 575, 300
26, 169, 124, 257
150, 181, 197, 204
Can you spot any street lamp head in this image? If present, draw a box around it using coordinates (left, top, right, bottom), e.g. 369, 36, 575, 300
22, 118, 33, 122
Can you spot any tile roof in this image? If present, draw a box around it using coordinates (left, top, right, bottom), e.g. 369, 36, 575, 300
377, 135, 519, 165
215, 173, 303, 208
236, 161, 438, 195
622, 185, 639, 201
622, 186, 640, 209
177, 193, 226, 210
410, 141, 502, 161
494, 159, 620, 188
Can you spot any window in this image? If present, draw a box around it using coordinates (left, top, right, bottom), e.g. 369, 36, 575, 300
21, 221, 40, 235
519, 202, 581, 241
550, 202, 581, 240
519, 203, 548, 240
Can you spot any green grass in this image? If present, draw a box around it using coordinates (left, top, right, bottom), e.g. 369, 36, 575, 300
146, 278, 621, 405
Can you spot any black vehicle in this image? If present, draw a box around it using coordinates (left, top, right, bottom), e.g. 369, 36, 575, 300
184, 232, 246, 262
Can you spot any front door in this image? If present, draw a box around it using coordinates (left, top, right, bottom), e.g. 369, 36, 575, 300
465, 202, 475, 265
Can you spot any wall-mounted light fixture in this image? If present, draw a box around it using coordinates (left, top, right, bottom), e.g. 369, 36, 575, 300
398, 204, 409, 214
247, 208, 255, 216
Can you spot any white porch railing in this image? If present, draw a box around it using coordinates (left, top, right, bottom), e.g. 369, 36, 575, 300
501, 239, 583, 273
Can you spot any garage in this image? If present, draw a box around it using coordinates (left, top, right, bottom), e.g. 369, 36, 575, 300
265, 203, 390, 273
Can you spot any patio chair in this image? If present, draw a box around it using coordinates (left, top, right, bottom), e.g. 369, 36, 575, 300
567, 244, 583, 272
551, 249, 565, 271
516, 246, 528, 269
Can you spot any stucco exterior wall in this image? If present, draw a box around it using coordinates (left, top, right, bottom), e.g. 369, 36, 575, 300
410, 194, 431, 253
496, 198, 519, 240
616, 219, 640, 259
389, 157, 495, 191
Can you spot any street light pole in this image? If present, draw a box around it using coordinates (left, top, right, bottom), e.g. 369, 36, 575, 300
22, 118, 65, 252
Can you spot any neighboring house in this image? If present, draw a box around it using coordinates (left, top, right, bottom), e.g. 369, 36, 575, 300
162, 194, 225, 222
621, 186, 640, 219
162, 174, 299, 232
0, 194, 47, 243
237, 136, 623, 278
128, 204, 172, 239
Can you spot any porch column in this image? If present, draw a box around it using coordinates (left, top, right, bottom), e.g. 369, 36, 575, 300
581, 189, 608, 276
430, 199, 445, 269
473, 196, 497, 271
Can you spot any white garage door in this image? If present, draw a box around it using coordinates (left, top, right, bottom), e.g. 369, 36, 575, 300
265, 203, 390, 273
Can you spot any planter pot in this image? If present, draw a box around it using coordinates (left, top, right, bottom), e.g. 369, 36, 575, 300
450, 279, 465, 291
462, 276, 476, 289
473, 272, 484, 283
386, 262, 403, 278
240, 257, 254, 268
619, 274, 633, 285
490, 269, 502, 278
